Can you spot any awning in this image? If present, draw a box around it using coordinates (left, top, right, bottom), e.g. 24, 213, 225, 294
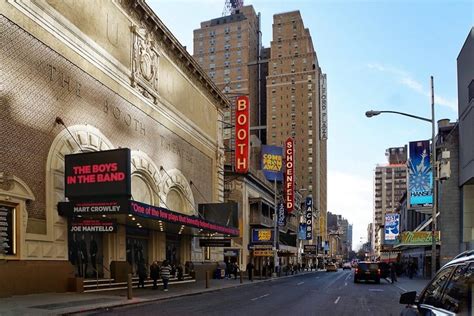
58, 198, 240, 236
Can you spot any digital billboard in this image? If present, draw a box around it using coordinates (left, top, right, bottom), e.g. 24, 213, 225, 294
384, 213, 400, 243
408, 140, 433, 207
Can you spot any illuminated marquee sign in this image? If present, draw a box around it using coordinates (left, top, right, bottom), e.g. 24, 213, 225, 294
64, 148, 131, 199
235, 96, 250, 173
130, 201, 239, 236
285, 138, 294, 213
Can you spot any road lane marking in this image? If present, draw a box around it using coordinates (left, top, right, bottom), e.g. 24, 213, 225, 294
334, 296, 341, 304
315, 276, 320, 279
297, 281, 305, 286
251, 293, 269, 301
368, 289, 383, 292
345, 273, 351, 281
345, 282, 347, 286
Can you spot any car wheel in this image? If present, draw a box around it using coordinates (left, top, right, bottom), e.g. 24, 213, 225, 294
375, 278, 380, 284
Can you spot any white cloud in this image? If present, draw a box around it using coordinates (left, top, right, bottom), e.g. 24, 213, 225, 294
368, 63, 458, 112
327, 170, 373, 250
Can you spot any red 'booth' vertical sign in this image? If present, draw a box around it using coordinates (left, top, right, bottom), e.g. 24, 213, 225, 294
235, 96, 250, 173
285, 137, 294, 213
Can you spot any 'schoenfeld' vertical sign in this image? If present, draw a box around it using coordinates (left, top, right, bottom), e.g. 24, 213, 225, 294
235, 96, 249, 173
285, 137, 294, 213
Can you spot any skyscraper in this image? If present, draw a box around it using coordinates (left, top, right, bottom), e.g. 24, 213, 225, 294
373, 146, 408, 256
267, 11, 327, 242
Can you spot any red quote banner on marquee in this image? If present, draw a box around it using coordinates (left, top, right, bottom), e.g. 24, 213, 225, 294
285, 137, 294, 213
235, 96, 250, 173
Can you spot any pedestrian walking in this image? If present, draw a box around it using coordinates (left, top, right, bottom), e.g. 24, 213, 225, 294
232, 262, 239, 280
246, 261, 254, 281
160, 260, 172, 291
137, 260, 147, 288
390, 262, 397, 283
150, 261, 159, 289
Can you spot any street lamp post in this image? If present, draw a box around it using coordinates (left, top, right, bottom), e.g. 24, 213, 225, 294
365, 76, 437, 278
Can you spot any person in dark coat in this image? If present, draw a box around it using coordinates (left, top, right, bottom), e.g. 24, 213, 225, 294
150, 261, 160, 289
246, 261, 254, 281
390, 262, 397, 283
137, 260, 147, 288
90, 235, 98, 275
78, 234, 88, 278
232, 262, 239, 280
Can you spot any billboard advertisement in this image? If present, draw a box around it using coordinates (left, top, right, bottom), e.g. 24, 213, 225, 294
408, 140, 433, 207
64, 148, 131, 199
285, 137, 295, 213
235, 96, 250, 173
384, 213, 400, 243
400, 231, 440, 245
277, 202, 286, 227
261, 145, 283, 181
305, 197, 313, 240
251, 229, 274, 244
298, 223, 307, 240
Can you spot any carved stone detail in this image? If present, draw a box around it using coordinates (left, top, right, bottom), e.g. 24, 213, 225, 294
131, 25, 160, 104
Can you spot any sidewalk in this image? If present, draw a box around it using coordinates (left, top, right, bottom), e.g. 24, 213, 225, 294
0, 271, 318, 315
389, 276, 430, 294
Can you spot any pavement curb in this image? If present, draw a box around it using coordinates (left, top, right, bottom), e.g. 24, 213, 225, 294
62, 271, 318, 315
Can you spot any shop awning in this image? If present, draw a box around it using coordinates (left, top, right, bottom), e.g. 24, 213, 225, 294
58, 199, 240, 236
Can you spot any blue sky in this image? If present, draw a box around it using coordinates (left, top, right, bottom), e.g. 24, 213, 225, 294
149, 0, 473, 249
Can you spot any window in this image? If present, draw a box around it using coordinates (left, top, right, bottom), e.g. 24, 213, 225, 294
209, 63, 215, 69
209, 47, 215, 53
440, 263, 473, 313
420, 266, 455, 307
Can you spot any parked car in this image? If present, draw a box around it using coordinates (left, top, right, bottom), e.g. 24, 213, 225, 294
399, 251, 473, 315
354, 261, 380, 284
326, 263, 338, 272
342, 262, 352, 270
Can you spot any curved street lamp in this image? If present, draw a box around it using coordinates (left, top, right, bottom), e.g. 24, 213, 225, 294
366, 76, 438, 278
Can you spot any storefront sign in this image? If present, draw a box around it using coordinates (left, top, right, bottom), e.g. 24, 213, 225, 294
70, 218, 117, 233
58, 199, 129, 216
251, 229, 274, 244
408, 140, 433, 208
319, 73, 328, 140
277, 202, 286, 227
0, 205, 15, 255
384, 213, 400, 242
253, 249, 274, 257
235, 96, 249, 173
248, 244, 273, 250
304, 245, 317, 255
261, 145, 283, 181
305, 197, 313, 240
400, 231, 440, 245
130, 201, 239, 236
285, 137, 295, 213
64, 148, 131, 199
199, 239, 232, 247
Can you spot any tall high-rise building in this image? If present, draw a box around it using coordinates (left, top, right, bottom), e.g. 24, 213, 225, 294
267, 11, 327, 243
373, 146, 408, 256
193, 5, 266, 167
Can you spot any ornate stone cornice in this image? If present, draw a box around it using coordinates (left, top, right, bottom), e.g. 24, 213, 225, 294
119, 0, 230, 110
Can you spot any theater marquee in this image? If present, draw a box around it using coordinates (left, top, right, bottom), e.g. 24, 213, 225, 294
235, 96, 250, 173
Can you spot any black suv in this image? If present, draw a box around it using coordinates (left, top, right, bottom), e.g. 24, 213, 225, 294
400, 251, 473, 315
354, 261, 381, 284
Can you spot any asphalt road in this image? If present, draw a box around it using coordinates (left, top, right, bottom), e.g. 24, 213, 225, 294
89, 269, 406, 316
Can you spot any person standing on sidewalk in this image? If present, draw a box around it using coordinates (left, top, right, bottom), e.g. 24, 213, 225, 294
150, 261, 159, 290
246, 260, 254, 281
137, 260, 147, 288
160, 260, 172, 292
